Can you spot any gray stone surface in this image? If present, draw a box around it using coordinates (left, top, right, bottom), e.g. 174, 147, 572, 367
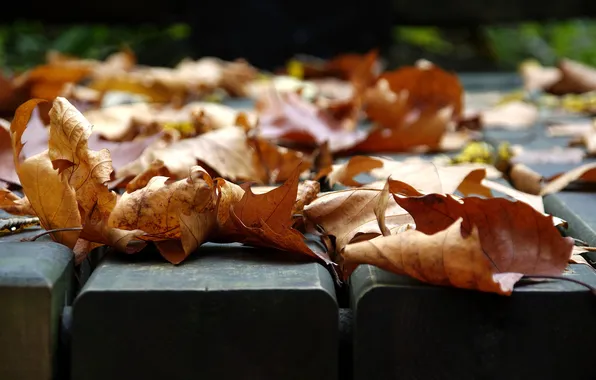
71, 243, 338, 380
350, 264, 596, 380
0, 242, 73, 380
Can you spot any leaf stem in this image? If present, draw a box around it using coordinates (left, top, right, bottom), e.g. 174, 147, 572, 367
522, 275, 596, 295
20, 227, 83, 242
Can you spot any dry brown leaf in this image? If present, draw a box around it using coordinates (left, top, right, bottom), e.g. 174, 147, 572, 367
249, 136, 312, 183
249, 180, 320, 216
541, 162, 596, 195
347, 105, 455, 153
257, 89, 366, 152
117, 127, 260, 181
481, 179, 545, 213
546, 120, 595, 138
108, 166, 219, 264
303, 186, 413, 258
223, 166, 332, 265
570, 246, 592, 265
368, 159, 492, 197
118, 125, 308, 184
368, 59, 463, 119
547, 59, 596, 95
324, 156, 384, 187
343, 190, 573, 294
510, 146, 585, 165
8, 98, 81, 247
295, 50, 382, 81
0, 189, 35, 215
507, 164, 544, 195
84, 101, 256, 142
125, 159, 172, 193
88, 57, 258, 101
0, 121, 19, 185
8, 97, 145, 258
481, 101, 538, 130
520, 61, 561, 91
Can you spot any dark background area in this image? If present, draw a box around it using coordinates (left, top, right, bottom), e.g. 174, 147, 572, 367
1, 1, 596, 72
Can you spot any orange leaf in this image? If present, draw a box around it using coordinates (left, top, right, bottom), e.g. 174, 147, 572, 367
372, 59, 463, 118
226, 165, 332, 265
0, 189, 35, 216
344, 192, 574, 295
393, 193, 573, 274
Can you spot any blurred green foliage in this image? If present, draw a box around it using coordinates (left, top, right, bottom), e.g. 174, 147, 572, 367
0, 21, 191, 73
1, 19, 596, 72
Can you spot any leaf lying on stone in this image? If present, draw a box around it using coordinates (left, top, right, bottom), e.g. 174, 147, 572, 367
342, 183, 574, 295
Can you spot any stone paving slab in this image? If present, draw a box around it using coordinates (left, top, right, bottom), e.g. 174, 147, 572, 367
350, 263, 596, 380
0, 242, 73, 380
71, 243, 338, 380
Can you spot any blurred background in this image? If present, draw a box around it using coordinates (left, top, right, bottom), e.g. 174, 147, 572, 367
1, 1, 596, 73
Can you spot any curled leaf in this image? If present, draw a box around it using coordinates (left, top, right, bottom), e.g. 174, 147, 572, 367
344, 191, 574, 295
108, 166, 218, 264
225, 166, 332, 265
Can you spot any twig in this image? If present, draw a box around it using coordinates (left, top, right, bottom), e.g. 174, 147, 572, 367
20, 227, 83, 242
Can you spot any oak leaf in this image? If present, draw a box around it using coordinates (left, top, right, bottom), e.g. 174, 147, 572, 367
343, 189, 574, 294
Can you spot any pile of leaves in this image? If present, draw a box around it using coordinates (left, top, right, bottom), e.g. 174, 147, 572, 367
1, 49, 595, 296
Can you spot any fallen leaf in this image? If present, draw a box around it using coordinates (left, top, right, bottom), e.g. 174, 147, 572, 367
250, 180, 320, 216
347, 105, 455, 154
303, 186, 412, 259
0, 189, 35, 215
481, 101, 538, 129
88, 57, 258, 102
249, 135, 312, 183
87, 132, 164, 172
342, 190, 573, 294
125, 159, 172, 193
519, 60, 561, 91
257, 89, 366, 152
510, 146, 585, 165
570, 246, 592, 265
367, 59, 463, 119
546, 120, 595, 138
481, 179, 545, 213
295, 50, 382, 81
547, 59, 596, 95
541, 162, 596, 195
117, 127, 260, 181
108, 166, 219, 264
0, 122, 19, 185
324, 156, 384, 187
118, 125, 309, 184
368, 159, 492, 197
9, 97, 146, 258
223, 166, 332, 265
84, 101, 256, 142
